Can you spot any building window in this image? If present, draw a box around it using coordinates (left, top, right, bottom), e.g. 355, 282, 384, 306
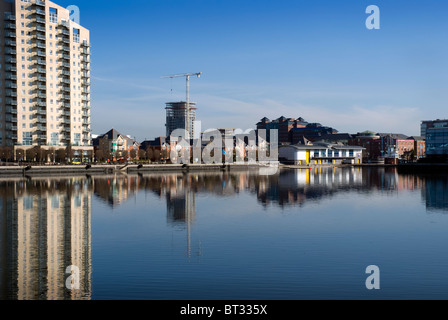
49, 8, 58, 23
51, 132, 59, 146
74, 133, 81, 146
73, 28, 80, 43
22, 132, 32, 146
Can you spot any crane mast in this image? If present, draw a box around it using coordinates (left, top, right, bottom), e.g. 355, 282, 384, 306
162, 72, 202, 137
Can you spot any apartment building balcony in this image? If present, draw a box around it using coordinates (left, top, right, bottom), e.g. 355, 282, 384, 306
4, 22, 16, 30
5, 99, 17, 107
61, 94, 71, 101
58, 87, 71, 94
60, 118, 71, 125
57, 46, 70, 54
36, 100, 46, 107
58, 70, 71, 77
35, 8, 46, 16
32, 41, 46, 49
82, 88, 90, 94
4, 13, 15, 21
5, 57, 17, 64
81, 40, 90, 48
37, 84, 47, 91
58, 28, 70, 36
5, 73, 17, 81
36, 116, 46, 123
34, 25, 46, 32
82, 104, 91, 110
5, 48, 17, 55
81, 48, 90, 55
60, 78, 71, 85
81, 73, 90, 79
32, 33, 46, 41
36, 58, 46, 66
5, 90, 17, 98
60, 103, 71, 109
5, 81, 17, 88
5, 31, 16, 38
59, 53, 71, 61
82, 112, 90, 118
5, 40, 16, 47
34, 0, 46, 7
6, 116, 18, 123
36, 75, 46, 82
5, 66, 17, 73
58, 37, 70, 44
36, 124, 47, 132
59, 62, 71, 69
36, 92, 46, 99
6, 107, 18, 114
35, 66, 47, 74
36, 50, 46, 57
61, 110, 71, 117
82, 95, 90, 102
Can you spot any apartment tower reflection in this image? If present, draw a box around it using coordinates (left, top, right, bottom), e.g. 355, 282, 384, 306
0, 178, 91, 300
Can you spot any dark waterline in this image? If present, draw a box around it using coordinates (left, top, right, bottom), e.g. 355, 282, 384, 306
1, 167, 448, 300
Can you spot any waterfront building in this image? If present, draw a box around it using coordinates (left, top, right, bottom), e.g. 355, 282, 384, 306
349, 131, 415, 162
256, 116, 308, 144
421, 119, 448, 159
0, 0, 92, 160
93, 128, 139, 162
279, 142, 364, 165
408, 136, 426, 159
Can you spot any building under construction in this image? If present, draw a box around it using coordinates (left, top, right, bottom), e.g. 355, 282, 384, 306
165, 102, 197, 138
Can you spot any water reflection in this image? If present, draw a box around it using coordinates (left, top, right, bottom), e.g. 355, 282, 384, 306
0, 178, 92, 300
1, 167, 447, 300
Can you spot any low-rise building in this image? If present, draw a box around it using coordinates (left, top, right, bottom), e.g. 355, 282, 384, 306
93, 128, 139, 162
421, 119, 448, 159
279, 142, 364, 166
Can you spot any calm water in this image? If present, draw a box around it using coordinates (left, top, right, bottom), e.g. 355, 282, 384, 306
1, 167, 448, 300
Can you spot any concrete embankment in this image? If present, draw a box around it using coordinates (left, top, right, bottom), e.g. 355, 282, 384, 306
0, 163, 265, 177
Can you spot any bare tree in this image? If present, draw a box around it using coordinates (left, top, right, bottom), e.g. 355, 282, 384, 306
56, 148, 66, 163
130, 149, 137, 161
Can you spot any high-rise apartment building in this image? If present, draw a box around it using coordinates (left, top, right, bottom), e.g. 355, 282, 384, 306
0, 0, 92, 159
165, 101, 197, 138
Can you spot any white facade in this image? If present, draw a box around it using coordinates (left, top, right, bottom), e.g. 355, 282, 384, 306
279, 143, 364, 165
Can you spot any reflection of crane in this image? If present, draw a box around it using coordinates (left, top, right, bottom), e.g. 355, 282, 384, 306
162, 72, 202, 136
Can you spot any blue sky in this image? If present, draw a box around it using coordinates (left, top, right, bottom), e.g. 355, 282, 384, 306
58, 0, 448, 140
